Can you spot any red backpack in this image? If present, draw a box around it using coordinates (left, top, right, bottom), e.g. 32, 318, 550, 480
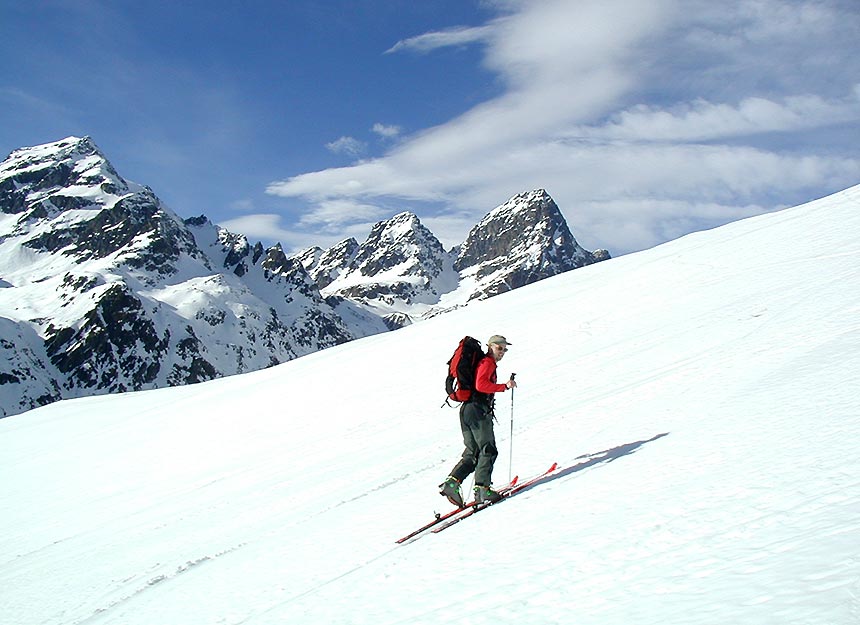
444, 336, 484, 405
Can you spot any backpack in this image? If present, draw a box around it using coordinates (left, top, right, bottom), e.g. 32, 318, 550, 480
444, 336, 484, 405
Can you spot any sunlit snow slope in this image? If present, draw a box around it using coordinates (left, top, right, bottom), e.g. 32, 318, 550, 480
2, 185, 859, 625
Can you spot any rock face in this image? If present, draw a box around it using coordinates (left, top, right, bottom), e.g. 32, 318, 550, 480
303, 212, 459, 328
296, 238, 360, 290
455, 189, 607, 300
0, 136, 609, 418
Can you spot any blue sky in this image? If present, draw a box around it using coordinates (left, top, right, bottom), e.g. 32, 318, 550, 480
2, 0, 858, 256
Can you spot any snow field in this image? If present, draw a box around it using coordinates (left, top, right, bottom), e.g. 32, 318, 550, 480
2, 185, 859, 624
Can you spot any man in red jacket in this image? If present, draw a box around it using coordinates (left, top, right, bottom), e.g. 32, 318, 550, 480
439, 335, 517, 506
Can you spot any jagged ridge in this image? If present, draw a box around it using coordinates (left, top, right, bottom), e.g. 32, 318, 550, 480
298, 190, 609, 323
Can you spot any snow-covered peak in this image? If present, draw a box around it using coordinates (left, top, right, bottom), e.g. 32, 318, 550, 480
321, 212, 456, 321
370, 210, 422, 240
2, 136, 105, 170
355, 212, 443, 265
292, 245, 323, 270
0, 136, 133, 227
294, 238, 359, 289
481, 188, 553, 220
2, 136, 130, 193
454, 189, 607, 300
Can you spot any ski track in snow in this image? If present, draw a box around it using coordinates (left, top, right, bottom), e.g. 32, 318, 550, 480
236, 442, 661, 624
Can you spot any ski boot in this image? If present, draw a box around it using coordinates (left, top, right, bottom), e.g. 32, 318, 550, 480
439, 476, 464, 507
474, 484, 503, 504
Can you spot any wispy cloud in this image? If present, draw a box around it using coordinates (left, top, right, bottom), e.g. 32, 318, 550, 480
571, 91, 860, 143
268, 0, 860, 255
217, 214, 296, 245
371, 123, 402, 139
385, 25, 494, 54
296, 198, 389, 230
325, 136, 367, 156
0, 86, 69, 117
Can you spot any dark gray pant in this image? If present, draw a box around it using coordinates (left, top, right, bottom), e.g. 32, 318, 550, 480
449, 401, 498, 486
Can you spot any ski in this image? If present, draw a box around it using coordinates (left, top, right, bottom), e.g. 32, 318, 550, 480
395, 475, 519, 544
430, 462, 558, 534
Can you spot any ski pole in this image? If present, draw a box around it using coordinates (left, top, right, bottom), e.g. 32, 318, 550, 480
509, 372, 516, 483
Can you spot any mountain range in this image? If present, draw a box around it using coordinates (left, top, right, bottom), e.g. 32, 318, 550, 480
0, 136, 608, 417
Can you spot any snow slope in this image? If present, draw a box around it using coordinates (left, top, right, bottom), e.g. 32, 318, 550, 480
2, 185, 859, 625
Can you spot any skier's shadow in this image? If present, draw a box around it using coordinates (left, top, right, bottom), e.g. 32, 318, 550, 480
516, 432, 670, 495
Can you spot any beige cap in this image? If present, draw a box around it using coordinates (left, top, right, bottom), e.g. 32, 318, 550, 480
487, 335, 512, 346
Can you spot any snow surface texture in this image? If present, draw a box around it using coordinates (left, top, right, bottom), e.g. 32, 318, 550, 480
2, 185, 859, 624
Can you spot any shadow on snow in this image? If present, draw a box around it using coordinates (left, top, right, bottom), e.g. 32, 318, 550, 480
514, 432, 670, 496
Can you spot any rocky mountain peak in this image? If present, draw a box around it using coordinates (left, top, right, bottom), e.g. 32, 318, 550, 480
457, 189, 571, 268
1, 136, 129, 220
1, 136, 202, 282
4, 135, 106, 171
351, 211, 444, 274
296, 237, 359, 289
453, 189, 608, 299
320, 212, 456, 318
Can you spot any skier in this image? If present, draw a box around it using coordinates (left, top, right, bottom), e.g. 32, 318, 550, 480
439, 335, 517, 506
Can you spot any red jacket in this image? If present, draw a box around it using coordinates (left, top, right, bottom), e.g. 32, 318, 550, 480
474, 355, 508, 395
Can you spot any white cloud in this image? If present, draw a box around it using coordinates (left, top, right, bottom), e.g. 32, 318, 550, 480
268, 0, 860, 256
217, 214, 295, 244
296, 198, 389, 230
371, 123, 402, 139
571, 93, 860, 143
385, 25, 494, 54
325, 136, 366, 156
